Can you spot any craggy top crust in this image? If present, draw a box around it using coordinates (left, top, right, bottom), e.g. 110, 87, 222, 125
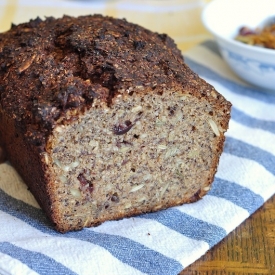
0, 15, 228, 147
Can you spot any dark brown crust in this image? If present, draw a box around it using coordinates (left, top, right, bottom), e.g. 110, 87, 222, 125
0, 111, 50, 205
0, 15, 230, 147
0, 146, 6, 164
0, 15, 231, 232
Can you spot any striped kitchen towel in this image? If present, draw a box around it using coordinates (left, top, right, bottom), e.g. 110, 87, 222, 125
0, 40, 275, 275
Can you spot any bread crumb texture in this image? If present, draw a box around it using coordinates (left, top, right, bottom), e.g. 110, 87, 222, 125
0, 15, 231, 232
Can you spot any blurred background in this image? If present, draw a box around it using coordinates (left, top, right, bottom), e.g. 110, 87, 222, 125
0, 0, 212, 52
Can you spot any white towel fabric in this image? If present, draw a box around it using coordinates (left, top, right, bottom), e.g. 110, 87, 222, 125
0, 40, 275, 275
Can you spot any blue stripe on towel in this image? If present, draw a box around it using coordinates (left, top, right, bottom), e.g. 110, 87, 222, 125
224, 137, 275, 176
231, 107, 275, 134
0, 189, 183, 275
141, 209, 226, 247
209, 178, 264, 214
0, 242, 78, 275
185, 57, 275, 104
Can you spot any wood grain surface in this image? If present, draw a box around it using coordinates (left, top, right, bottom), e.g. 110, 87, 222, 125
180, 195, 275, 275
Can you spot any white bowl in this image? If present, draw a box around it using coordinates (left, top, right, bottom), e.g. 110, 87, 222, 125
202, 0, 275, 91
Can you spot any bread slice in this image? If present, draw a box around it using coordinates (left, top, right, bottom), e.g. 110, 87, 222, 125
0, 15, 231, 232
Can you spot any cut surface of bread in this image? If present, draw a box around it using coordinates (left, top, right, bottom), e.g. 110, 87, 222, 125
0, 15, 231, 232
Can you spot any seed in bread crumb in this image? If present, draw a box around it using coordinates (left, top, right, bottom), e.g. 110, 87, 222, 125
158, 144, 167, 150
18, 54, 36, 73
165, 147, 178, 158
55, 126, 64, 133
208, 119, 220, 137
70, 188, 82, 198
125, 202, 132, 209
203, 186, 211, 191
131, 105, 143, 113
63, 165, 70, 172
53, 158, 62, 168
130, 184, 145, 193
41, 152, 49, 165
160, 182, 170, 198
71, 161, 80, 168
188, 149, 199, 158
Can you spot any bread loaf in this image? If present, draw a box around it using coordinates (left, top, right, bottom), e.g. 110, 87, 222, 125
0, 15, 231, 232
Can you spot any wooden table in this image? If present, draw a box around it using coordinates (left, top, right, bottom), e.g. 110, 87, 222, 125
180, 195, 275, 274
